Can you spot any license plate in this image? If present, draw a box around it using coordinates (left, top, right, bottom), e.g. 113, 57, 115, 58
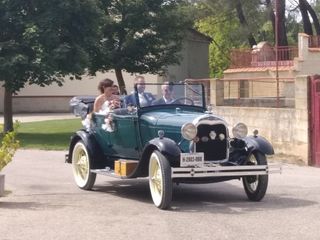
180, 153, 204, 167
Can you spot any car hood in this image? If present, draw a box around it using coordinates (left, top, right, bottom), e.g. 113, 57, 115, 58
139, 109, 227, 152
141, 110, 225, 128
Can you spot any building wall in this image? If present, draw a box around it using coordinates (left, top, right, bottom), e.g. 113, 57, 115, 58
165, 33, 210, 82
0, 72, 160, 113
212, 75, 310, 164
222, 33, 320, 100
213, 33, 320, 164
223, 80, 294, 99
296, 33, 320, 75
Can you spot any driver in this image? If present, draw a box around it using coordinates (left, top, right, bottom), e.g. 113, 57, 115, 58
152, 82, 175, 105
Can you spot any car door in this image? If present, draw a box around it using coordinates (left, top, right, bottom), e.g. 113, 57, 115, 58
92, 111, 140, 159
111, 111, 141, 159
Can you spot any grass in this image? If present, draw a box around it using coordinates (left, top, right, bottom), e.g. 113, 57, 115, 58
16, 119, 82, 150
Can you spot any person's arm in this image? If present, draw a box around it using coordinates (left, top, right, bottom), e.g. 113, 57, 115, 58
93, 95, 103, 112
109, 95, 121, 109
124, 94, 134, 107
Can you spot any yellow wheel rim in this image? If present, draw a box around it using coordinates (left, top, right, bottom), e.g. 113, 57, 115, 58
149, 153, 163, 206
72, 142, 90, 188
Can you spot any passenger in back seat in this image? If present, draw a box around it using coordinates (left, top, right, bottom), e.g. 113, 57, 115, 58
93, 78, 121, 114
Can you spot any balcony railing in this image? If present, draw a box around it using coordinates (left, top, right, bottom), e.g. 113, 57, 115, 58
229, 46, 298, 68
309, 35, 320, 48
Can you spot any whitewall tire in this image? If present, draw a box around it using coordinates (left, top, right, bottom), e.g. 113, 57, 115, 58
72, 141, 96, 190
149, 151, 172, 209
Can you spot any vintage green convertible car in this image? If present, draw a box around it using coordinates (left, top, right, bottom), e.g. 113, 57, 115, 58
66, 83, 280, 209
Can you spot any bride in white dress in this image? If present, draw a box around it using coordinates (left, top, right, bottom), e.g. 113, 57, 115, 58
93, 78, 120, 113
82, 78, 120, 130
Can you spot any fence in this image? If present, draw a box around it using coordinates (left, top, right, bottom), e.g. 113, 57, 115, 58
220, 77, 295, 108
309, 35, 320, 48
229, 47, 298, 68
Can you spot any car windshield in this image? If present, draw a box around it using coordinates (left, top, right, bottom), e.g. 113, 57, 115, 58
133, 82, 205, 108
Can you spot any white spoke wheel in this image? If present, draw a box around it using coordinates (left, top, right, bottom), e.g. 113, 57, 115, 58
72, 141, 96, 190
242, 151, 268, 201
149, 151, 172, 209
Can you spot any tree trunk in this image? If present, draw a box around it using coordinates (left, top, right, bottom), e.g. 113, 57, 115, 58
302, 0, 320, 35
277, 0, 288, 47
299, 0, 313, 35
3, 87, 13, 133
267, 0, 288, 47
235, 0, 257, 47
115, 68, 127, 95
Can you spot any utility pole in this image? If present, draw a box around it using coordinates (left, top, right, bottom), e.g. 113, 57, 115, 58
275, 0, 279, 107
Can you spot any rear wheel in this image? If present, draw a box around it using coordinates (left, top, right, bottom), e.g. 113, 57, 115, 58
72, 141, 96, 190
149, 151, 172, 209
242, 151, 268, 201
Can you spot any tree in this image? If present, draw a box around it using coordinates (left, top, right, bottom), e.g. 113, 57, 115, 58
235, 0, 257, 47
196, 15, 243, 77
299, 0, 320, 35
90, 0, 193, 94
195, 0, 263, 77
0, 0, 104, 132
195, 0, 320, 75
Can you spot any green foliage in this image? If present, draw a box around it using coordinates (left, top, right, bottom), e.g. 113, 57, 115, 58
0, 122, 20, 171
196, 15, 245, 77
195, 0, 302, 77
0, 0, 104, 93
90, 0, 194, 75
0, 0, 105, 132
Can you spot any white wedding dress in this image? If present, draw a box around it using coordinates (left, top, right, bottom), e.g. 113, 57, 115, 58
98, 100, 111, 114
82, 100, 112, 130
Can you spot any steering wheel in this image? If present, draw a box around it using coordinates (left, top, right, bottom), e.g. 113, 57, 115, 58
171, 97, 194, 105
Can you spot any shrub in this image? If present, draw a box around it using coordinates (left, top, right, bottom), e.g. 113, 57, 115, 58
0, 122, 20, 171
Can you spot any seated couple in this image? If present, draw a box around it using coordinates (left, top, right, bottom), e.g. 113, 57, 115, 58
93, 77, 175, 114
124, 77, 174, 107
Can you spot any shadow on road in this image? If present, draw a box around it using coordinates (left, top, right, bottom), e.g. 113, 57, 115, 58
91, 178, 317, 212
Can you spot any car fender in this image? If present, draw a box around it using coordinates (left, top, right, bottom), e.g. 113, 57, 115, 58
243, 136, 274, 155
133, 137, 181, 178
67, 130, 104, 168
148, 137, 181, 162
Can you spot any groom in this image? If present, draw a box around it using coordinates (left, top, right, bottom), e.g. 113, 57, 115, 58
124, 76, 155, 107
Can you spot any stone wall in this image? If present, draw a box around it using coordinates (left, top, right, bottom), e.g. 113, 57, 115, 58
214, 106, 308, 163
211, 75, 310, 164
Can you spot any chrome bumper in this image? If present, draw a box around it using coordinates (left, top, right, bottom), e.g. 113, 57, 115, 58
171, 164, 282, 178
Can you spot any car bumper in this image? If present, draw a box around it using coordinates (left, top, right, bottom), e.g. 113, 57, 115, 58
171, 164, 282, 178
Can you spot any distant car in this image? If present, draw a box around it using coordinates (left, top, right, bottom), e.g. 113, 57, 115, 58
66, 82, 281, 209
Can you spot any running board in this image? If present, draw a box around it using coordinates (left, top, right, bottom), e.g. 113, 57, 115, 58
91, 169, 128, 179
171, 164, 282, 178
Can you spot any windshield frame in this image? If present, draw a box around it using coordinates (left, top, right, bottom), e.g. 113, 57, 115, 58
133, 82, 206, 109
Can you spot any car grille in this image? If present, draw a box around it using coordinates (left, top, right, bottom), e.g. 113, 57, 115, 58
195, 123, 228, 161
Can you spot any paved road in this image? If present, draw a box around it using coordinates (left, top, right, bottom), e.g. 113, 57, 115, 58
1, 150, 320, 240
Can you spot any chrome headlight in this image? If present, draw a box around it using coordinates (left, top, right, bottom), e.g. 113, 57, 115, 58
232, 122, 248, 139
181, 123, 197, 140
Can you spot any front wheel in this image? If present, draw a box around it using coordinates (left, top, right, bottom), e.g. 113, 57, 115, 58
149, 151, 172, 209
242, 151, 268, 201
72, 141, 96, 190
